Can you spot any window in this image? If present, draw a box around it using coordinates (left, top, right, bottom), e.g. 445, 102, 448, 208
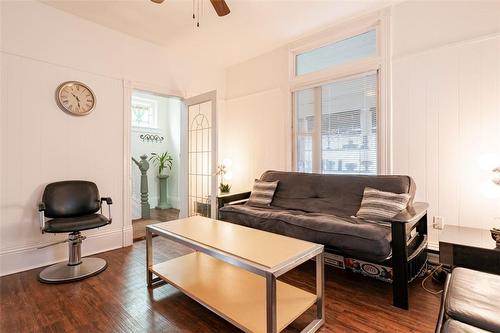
131, 96, 158, 129
295, 73, 378, 175
296, 30, 376, 76
292, 19, 385, 175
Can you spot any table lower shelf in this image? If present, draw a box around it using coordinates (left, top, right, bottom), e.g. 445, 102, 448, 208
151, 252, 316, 333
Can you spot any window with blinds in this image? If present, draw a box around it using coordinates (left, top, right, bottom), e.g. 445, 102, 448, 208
295, 72, 378, 175
296, 30, 377, 76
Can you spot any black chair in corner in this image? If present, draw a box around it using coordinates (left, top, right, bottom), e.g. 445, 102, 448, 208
37, 180, 112, 283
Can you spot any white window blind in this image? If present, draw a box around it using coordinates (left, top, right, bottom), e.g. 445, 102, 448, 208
296, 30, 377, 76
295, 72, 378, 175
295, 89, 315, 173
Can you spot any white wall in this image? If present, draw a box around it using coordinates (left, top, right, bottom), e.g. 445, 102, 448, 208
391, 0, 500, 58
220, 1, 500, 249
221, 46, 290, 192
391, 1, 500, 248
0, 1, 222, 276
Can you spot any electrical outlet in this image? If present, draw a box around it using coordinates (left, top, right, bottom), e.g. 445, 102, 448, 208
433, 216, 444, 230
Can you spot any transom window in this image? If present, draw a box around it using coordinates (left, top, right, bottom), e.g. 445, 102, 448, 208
131, 97, 158, 129
295, 30, 377, 76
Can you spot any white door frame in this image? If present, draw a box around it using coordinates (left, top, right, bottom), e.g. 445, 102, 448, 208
122, 80, 184, 246
184, 90, 218, 219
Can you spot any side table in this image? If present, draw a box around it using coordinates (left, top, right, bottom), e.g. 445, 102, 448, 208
439, 225, 500, 274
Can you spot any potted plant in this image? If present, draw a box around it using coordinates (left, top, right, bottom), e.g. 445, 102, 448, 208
216, 159, 232, 194
149, 152, 173, 209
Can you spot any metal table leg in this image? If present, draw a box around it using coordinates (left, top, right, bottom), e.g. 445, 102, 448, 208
146, 228, 153, 287
301, 252, 325, 333
316, 252, 325, 320
266, 272, 277, 333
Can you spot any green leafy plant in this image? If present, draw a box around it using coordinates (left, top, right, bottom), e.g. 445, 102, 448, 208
149, 152, 173, 175
219, 183, 231, 193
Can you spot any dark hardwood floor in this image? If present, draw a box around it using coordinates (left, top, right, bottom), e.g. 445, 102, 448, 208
0, 238, 441, 333
132, 208, 180, 241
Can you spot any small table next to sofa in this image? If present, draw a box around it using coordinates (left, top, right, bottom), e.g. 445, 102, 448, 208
439, 225, 500, 274
218, 170, 429, 310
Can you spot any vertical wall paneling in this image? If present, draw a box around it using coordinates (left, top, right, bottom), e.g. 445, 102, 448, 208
392, 35, 500, 248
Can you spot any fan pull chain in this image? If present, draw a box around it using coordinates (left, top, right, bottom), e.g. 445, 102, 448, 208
197, 0, 200, 27
192, 0, 202, 28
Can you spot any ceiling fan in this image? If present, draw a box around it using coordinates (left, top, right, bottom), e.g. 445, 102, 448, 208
151, 0, 230, 17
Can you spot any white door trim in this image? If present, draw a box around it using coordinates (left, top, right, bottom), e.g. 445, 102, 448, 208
122, 80, 185, 246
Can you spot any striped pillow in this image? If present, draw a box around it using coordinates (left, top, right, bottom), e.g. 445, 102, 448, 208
356, 187, 411, 220
247, 179, 279, 207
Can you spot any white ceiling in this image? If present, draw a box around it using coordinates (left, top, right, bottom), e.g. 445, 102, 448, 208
42, 0, 393, 67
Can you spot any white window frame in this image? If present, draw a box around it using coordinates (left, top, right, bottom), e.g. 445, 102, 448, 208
289, 10, 391, 174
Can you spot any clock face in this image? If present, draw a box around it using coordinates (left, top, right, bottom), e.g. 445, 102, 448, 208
56, 81, 96, 116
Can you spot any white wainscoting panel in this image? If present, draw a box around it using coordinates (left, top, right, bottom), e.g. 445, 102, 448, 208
0, 53, 125, 276
393, 35, 500, 248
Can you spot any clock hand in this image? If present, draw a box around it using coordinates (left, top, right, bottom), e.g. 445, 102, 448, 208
72, 94, 81, 102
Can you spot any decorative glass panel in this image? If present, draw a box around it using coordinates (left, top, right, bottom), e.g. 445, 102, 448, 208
131, 97, 158, 128
188, 101, 212, 217
296, 30, 376, 76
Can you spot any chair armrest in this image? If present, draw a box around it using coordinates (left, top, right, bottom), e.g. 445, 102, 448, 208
38, 202, 46, 231
100, 197, 113, 223
100, 197, 113, 205
389, 202, 429, 224
226, 199, 249, 206
217, 191, 251, 209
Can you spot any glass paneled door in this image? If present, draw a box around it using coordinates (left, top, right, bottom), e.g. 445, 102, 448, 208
185, 91, 217, 219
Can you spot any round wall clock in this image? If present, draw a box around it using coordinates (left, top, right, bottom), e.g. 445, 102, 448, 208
55, 81, 96, 116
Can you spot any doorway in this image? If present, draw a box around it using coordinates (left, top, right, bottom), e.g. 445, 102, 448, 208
130, 90, 181, 240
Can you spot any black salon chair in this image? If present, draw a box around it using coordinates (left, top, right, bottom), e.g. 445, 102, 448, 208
37, 180, 112, 283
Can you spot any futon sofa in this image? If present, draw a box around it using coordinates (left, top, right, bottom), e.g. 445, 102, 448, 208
218, 170, 429, 309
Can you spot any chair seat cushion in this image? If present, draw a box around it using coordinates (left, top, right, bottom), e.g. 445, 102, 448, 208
446, 268, 500, 333
44, 214, 110, 233
219, 205, 392, 262
442, 319, 491, 333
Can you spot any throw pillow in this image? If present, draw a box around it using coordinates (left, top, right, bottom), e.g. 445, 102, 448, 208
356, 187, 411, 220
247, 179, 279, 207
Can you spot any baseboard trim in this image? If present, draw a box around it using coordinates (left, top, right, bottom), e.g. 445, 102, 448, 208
428, 241, 439, 252
123, 225, 133, 246
0, 228, 125, 277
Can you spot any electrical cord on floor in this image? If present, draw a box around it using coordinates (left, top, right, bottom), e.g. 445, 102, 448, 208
421, 263, 444, 295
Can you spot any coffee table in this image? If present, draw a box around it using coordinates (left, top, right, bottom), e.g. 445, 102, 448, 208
146, 216, 325, 333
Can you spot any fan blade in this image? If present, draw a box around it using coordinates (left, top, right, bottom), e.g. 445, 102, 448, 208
150, 0, 165, 3
210, 0, 230, 16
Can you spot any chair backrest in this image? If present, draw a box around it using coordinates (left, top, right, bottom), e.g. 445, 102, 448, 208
260, 170, 416, 217
42, 181, 100, 218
